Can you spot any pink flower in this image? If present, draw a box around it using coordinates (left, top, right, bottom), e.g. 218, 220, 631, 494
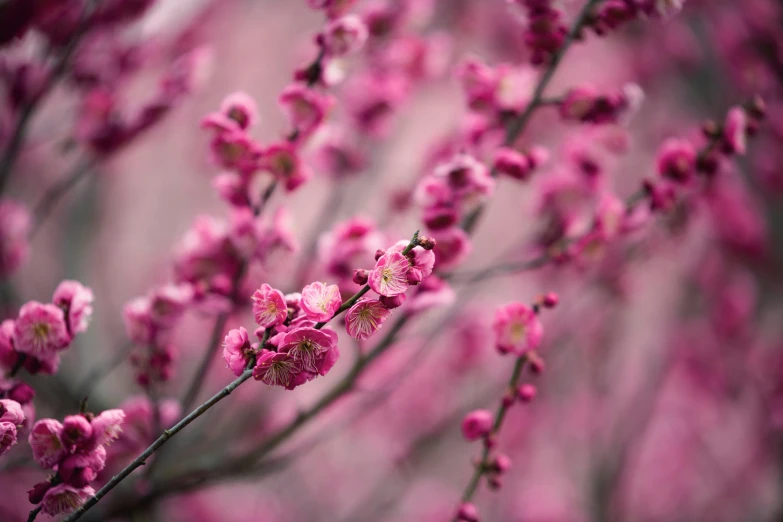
369, 251, 411, 297
493, 303, 543, 355
13, 301, 71, 357
386, 240, 435, 279
457, 502, 480, 522
431, 227, 472, 270
60, 414, 93, 448
594, 192, 626, 240
0, 319, 18, 372
0, 199, 31, 278
89, 409, 125, 447
321, 15, 369, 57
40, 484, 95, 516
300, 282, 342, 322
222, 327, 253, 376
656, 138, 696, 183
493, 147, 531, 181
278, 84, 333, 140
52, 280, 94, 335
123, 297, 155, 344
149, 283, 193, 327
345, 298, 392, 340
0, 422, 17, 456
252, 284, 288, 328
201, 92, 258, 132
723, 106, 747, 155
461, 409, 493, 441
432, 152, 494, 202
209, 130, 262, 172
0, 399, 25, 425
29, 419, 67, 469
278, 327, 338, 375
260, 141, 311, 192
252, 349, 302, 389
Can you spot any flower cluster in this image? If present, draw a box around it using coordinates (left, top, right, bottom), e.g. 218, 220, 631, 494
0, 281, 93, 375
558, 84, 644, 125
27, 409, 125, 516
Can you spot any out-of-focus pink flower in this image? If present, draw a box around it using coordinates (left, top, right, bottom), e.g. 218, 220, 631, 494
321, 15, 369, 57
40, 484, 95, 516
201, 91, 258, 132
457, 501, 480, 521
209, 130, 262, 173
494, 147, 531, 181
252, 284, 288, 328
222, 327, 253, 377
260, 141, 311, 192
594, 192, 626, 240
60, 415, 93, 448
345, 298, 392, 340
493, 303, 543, 355
0, 421, 18, 456
52, 280, 94, 335
13, 302, 71, 357
29, 419, 66, 469
461, 409, 493, 441
0, 199, 31, 278
431, 227, 472, 270
89, 409, 125, 448
370, 251, 411, 297
300, 282, 342, 322
279, 84, 333, 140
656, 138, 696, 183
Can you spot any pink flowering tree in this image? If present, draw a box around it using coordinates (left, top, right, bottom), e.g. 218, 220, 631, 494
0, 1, 782, 521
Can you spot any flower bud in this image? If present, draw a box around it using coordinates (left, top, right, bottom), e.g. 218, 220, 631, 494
518, 383, 537, 402
457, 502, 480, 522
487, 475, 503, 490
374, 249, 386, 261
461, 409, 493, 441
28, 481, 52, 505
542, 292, 559, 309
417, 235, 437, 250
8, 382, 35, 404
379, 293, 407, 309
352, 269, 369, 285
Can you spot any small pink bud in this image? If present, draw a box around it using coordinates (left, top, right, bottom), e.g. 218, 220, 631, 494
8, 382, 35, 404
374, 249, 386, 261
484, 434, 497, 449
493, 453, 512, 473
353, 269, 369, 285
61, 415, 93, 447
417, 235, 437, 250
542, 292, 559, 309
501, 393, 515, 408
379, 293, 407, 309
518, 383, 537, 402
462, 409, 493, 441
457, 502, 480, 522
528, 353, 545, 375
28, 481, 52, 505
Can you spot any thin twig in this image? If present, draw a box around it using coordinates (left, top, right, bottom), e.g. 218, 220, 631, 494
30, 157, 95, 237
26, 505, 43, 522
450, 355, 529, 520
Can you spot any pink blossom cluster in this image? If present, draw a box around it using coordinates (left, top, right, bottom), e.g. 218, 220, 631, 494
1, 281, 93, 375
223, 233, 435, 388
0, 398, 26, 456
27, 408, 124, 516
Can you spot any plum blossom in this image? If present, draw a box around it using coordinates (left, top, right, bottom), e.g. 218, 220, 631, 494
493, 303, 543, 355
300, 282, 342, 322
29, 419, 67, 468
253, 350, 301, 388
345, 298, 392, 340
369, 251, 411, 297
278, 327, 339, 374
41, 484, 95, 516
252, 284, 288, 328
52, 280, 94, 335
222, 327, 254, 376
320, 15, 369, 57
13, 301, 71, 357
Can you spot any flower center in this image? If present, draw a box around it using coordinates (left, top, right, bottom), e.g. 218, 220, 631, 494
33, 323, 50, 339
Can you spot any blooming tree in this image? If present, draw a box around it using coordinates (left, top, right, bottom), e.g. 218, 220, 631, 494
0, 0, 781, 521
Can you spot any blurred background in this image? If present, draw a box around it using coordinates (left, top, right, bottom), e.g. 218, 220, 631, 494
2, 0, 783, 520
